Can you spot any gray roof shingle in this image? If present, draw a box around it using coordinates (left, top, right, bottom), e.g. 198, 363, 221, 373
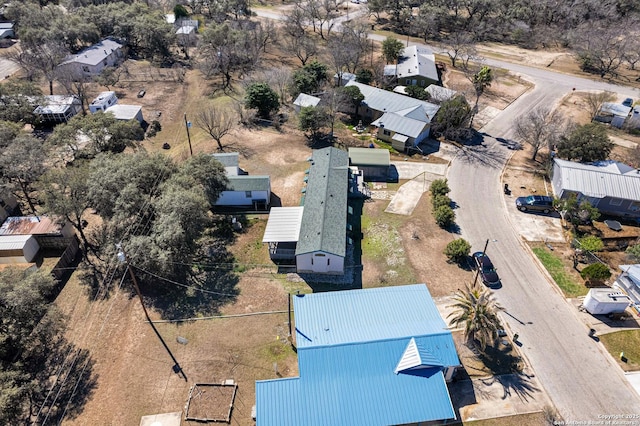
296, 147, 348, 257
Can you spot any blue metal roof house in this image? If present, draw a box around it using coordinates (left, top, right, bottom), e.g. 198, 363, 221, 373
255, 284, 460, 425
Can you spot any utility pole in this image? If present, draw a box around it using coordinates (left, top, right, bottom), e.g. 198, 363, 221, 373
116, 243, 150, 321
184, 112, 193, 156
472, 239, 490, 286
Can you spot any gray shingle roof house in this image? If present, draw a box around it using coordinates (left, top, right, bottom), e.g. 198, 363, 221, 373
212, 153, 271, 210
551, 158, 640, 219
296, 147, 349, 274
262, 147, 354, 274
345, 81, 440, 152
384, 45, 439, 87
57, 38, 125, 77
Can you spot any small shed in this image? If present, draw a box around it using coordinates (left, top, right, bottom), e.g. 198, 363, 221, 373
583, 288, 631, 315
597, 102, 632, 128
0, 235, 40, 264
105, 104, 144, 124
348, 147, 390, 181
293, 93, 321, 113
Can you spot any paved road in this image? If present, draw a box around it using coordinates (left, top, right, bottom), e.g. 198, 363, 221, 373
448, 97, 640, 421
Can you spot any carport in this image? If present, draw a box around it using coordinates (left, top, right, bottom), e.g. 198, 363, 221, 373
262, 206, 304, 261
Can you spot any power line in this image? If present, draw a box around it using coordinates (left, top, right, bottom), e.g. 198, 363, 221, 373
131, 264, 241, 298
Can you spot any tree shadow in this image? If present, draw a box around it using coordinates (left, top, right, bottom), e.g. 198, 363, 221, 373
34, 346, 98, 423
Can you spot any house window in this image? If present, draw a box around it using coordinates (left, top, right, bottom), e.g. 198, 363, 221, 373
609, 198, 623, 206
383, 129, 391, 136
245, 191, 252, 198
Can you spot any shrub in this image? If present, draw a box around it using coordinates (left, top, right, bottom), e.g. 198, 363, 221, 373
432, 194, 451, 210
444, 238, 471, 264
626, 244, 640, 261
434, 205, 455, 228
430, 179, 450, 197
578, 235, 604, 252
580, 263, 611, 281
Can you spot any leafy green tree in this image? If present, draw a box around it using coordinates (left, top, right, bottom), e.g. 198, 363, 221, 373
0, 121, 22, 149
556, 193, 601, 228
381, 37, 404, 64
39, 164, 96, 258
0, 267, 93, 425
49, 113, 143, 157
355, 68, 373, 84
341, 85, 364, 116
626, 244, 640, 261
444, 238, 471, 264
404, 85, 430, 100
556, 123, 613, 163
429, 178, 450, 197
0, 135, 48, 215
298, 106, 328, 139
580, 263, 611, 282
174, 4, 189, 19
432, 95, 472, 141
434, 205, 455, 228
448, 282, 504, 351
0, 81, 43, 125
290, 60, 329, 96
578, 235, 604, 253
245, 83, 280, 119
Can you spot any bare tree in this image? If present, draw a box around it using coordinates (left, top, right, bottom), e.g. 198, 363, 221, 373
583, 90, 616, 120
441, 32, 476, 68
571, 23, 627, 78
195, 107, 236, 151
514, 106, 566, 161
55, 70, 92, 114
282, 31, 318, 66
260, 67, 292, 105
6, 42, 69, 95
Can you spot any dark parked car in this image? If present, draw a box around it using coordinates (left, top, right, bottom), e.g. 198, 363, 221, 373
623, 98, 634, 108
472, 251, 500, 287
516, 195, 554, 214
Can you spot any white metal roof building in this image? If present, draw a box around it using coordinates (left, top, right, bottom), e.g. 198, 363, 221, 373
105, 104, 143, 123
262, 207, 304, 243
552, 159, 640, 201
293, 93, 321, 113
384, 45, 439, 86
346, 81, 440, 121
0, 234, 40, 264
552, 159, 640, 219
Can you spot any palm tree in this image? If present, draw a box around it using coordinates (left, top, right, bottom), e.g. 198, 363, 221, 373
448, 282, 503, 351
468, 66, 493, 128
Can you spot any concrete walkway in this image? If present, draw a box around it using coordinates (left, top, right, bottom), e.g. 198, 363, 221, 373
385, 162, 448, 215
